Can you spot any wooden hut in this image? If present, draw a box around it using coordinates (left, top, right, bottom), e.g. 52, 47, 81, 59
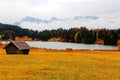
4, 41, 30, 54
117, 40, 120, 50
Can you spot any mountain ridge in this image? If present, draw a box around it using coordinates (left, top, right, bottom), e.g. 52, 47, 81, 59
13, 16, 100, 26
12, 16, 118, 31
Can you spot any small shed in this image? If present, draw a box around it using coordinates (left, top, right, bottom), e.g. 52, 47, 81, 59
117, 40, 120, 50
4, 41, 30, 54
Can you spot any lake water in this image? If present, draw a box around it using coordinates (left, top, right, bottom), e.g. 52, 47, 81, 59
27, 41, 116, 50
1, 41, 117, 50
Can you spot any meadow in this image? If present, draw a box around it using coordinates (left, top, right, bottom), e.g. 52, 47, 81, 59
0, 47, 120, 80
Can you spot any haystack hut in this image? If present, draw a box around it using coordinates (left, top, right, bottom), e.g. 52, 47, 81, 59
117, 40, 120, 50
4, 41, 30, 54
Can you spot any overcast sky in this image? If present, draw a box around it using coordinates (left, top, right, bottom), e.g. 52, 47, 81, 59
0, 0, 120, 29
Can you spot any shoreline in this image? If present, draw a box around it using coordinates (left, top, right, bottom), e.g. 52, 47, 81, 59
38, 48, 120, 52
0, 44, 119, 52
0, 40, 117, 46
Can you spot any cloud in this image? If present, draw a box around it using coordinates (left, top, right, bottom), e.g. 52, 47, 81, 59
0, 0, 120, 29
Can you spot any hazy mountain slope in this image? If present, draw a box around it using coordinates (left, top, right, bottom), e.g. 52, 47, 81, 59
13, 16, 118, 31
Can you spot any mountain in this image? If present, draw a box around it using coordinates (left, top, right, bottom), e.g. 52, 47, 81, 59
13, 16, 100, 26
13, 16, 118, 31
21, 17, 42, 23
14, 17, 48, 26
73, 16, 99, 20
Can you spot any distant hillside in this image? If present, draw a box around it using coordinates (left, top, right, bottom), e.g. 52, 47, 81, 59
0, 23, 33, 40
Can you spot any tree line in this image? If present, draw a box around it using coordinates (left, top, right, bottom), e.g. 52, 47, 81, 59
0, 23, 120, 46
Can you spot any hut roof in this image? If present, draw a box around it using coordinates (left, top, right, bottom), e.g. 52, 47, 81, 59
5, 41, 30, 50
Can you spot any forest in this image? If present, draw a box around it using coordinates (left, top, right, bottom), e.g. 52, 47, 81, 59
0, 23, 120, 46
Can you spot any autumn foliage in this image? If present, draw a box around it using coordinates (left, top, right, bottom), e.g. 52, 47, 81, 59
0, 23, 120, 46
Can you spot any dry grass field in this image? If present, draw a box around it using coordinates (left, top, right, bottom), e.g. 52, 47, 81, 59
0, 46, 120, 80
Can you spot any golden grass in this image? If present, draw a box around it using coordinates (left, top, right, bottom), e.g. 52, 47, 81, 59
0, 47, 120, 80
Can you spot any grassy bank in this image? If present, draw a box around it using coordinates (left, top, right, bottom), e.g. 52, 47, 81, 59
0, 47, 120, 80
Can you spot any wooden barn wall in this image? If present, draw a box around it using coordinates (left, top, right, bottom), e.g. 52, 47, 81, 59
6, 43, 18, 54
